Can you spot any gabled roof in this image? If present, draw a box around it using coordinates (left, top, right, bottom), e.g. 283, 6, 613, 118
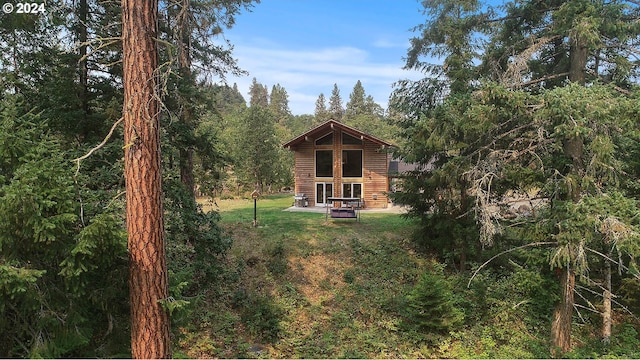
283, 120, 394, 149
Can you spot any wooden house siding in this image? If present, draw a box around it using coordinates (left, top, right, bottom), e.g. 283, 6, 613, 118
363, 142, 389, 208
284, 120, 393, 209
294, 142, 315, 204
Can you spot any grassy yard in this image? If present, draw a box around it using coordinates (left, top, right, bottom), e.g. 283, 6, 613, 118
173, 194, 640, 359
177, 194, 434, 358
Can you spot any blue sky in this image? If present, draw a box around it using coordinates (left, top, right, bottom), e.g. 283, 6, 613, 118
223, 0, 427, 115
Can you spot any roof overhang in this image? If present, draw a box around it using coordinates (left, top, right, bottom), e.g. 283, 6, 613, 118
283, 120, 394, 149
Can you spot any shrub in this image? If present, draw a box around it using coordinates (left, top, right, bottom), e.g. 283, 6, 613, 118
266, 240, 288, 276
241, 294, 284, 343
405, 263, 464, 333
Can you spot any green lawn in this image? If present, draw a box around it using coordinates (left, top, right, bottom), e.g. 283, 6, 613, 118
179, 194, 431, 358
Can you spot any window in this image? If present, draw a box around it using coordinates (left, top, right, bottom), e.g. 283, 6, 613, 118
315, 133, 333, 145
342, 150, 362, 177
316, 150, 333, 177
343, 183, 362, 199
342, 132, 363, 145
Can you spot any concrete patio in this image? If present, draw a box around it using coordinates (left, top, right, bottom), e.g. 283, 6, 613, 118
283, 204, 409, 214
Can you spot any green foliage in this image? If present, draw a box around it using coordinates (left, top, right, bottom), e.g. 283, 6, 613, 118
0, 96, 129, 357
59, 212, 127, 292
405, 263, 464, 333
175, 195, 640, 358
564, 322, 640, 359
406, 0, 485, 94
393, 2, 640, 350
237, 292, 284, 343
230, 105, 285, 190
328, 83, 344, 121
164, 177, 231, 292
266, 240, 289, 277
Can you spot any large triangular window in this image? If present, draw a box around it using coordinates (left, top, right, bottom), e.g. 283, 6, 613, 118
315, 133, 333, 145
342, 132, 363, 145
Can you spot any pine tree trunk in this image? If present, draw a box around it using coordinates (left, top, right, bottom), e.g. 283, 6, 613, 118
569, 33, 587, 85
78, 0, 89, 123
551, 268, 575, 355
602, 249, 612, 343
551, 32, 588, 356
180, 147, 195, 198
122, 0, 171, 358
178, 0, 196, 199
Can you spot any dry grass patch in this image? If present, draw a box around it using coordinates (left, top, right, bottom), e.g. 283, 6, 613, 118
288, 254, 352, 306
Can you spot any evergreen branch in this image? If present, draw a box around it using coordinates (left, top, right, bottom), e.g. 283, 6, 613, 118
574, 286, 599, 312
514, 72, 571, 89
484, 6, 563, 24
578, 281, 639, 319
585, 69, 634, 96
585, 247, 640, 280
105, 191, 127, 210
574, 303, 601, 314
73, 117, 124, 176
468, 241, 558, 287
77, 37, 122, 64
72, 117, 123, 227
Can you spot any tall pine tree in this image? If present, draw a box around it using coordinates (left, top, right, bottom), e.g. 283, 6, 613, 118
328, 83, 344, 121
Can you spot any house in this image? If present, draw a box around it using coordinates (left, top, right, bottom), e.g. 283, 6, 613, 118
283, 120, 394, 208
388, 157, 425, 194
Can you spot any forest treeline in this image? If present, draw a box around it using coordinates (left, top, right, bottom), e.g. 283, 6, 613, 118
0, 0, 396, 356
202, 78, 397, 196
389, 0, 640, 357
0, 0, 639, 357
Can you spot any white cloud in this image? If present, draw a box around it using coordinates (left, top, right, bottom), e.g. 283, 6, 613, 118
372, 37, 411, 49
226, 43, 424, 115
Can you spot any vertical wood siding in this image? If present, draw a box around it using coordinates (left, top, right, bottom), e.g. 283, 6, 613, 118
363, 142, 389, 208
294, 142, 315, 205
289, 126, 390, 208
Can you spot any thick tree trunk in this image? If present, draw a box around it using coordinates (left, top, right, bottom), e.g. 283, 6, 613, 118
569, 33, 587, 85
551, 268, 575, 355
122, 0, 171, 358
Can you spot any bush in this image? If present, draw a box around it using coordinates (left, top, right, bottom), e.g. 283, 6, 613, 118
266, 240, 288, 276
240, 294, 284, 343
405, 263, 464, 333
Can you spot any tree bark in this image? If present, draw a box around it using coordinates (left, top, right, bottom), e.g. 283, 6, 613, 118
178, 0, 196, 199
551, 268, 575, 355
569, 33, 587, 85
78, 0, 89, 122
602, 248, 612, 343
551, 31, 588, 356
122, 0, 171, 358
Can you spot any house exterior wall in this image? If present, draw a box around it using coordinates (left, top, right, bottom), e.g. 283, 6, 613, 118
291, 127, 389, 208
293, 141, 315, 203
363, 142, 390, 208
